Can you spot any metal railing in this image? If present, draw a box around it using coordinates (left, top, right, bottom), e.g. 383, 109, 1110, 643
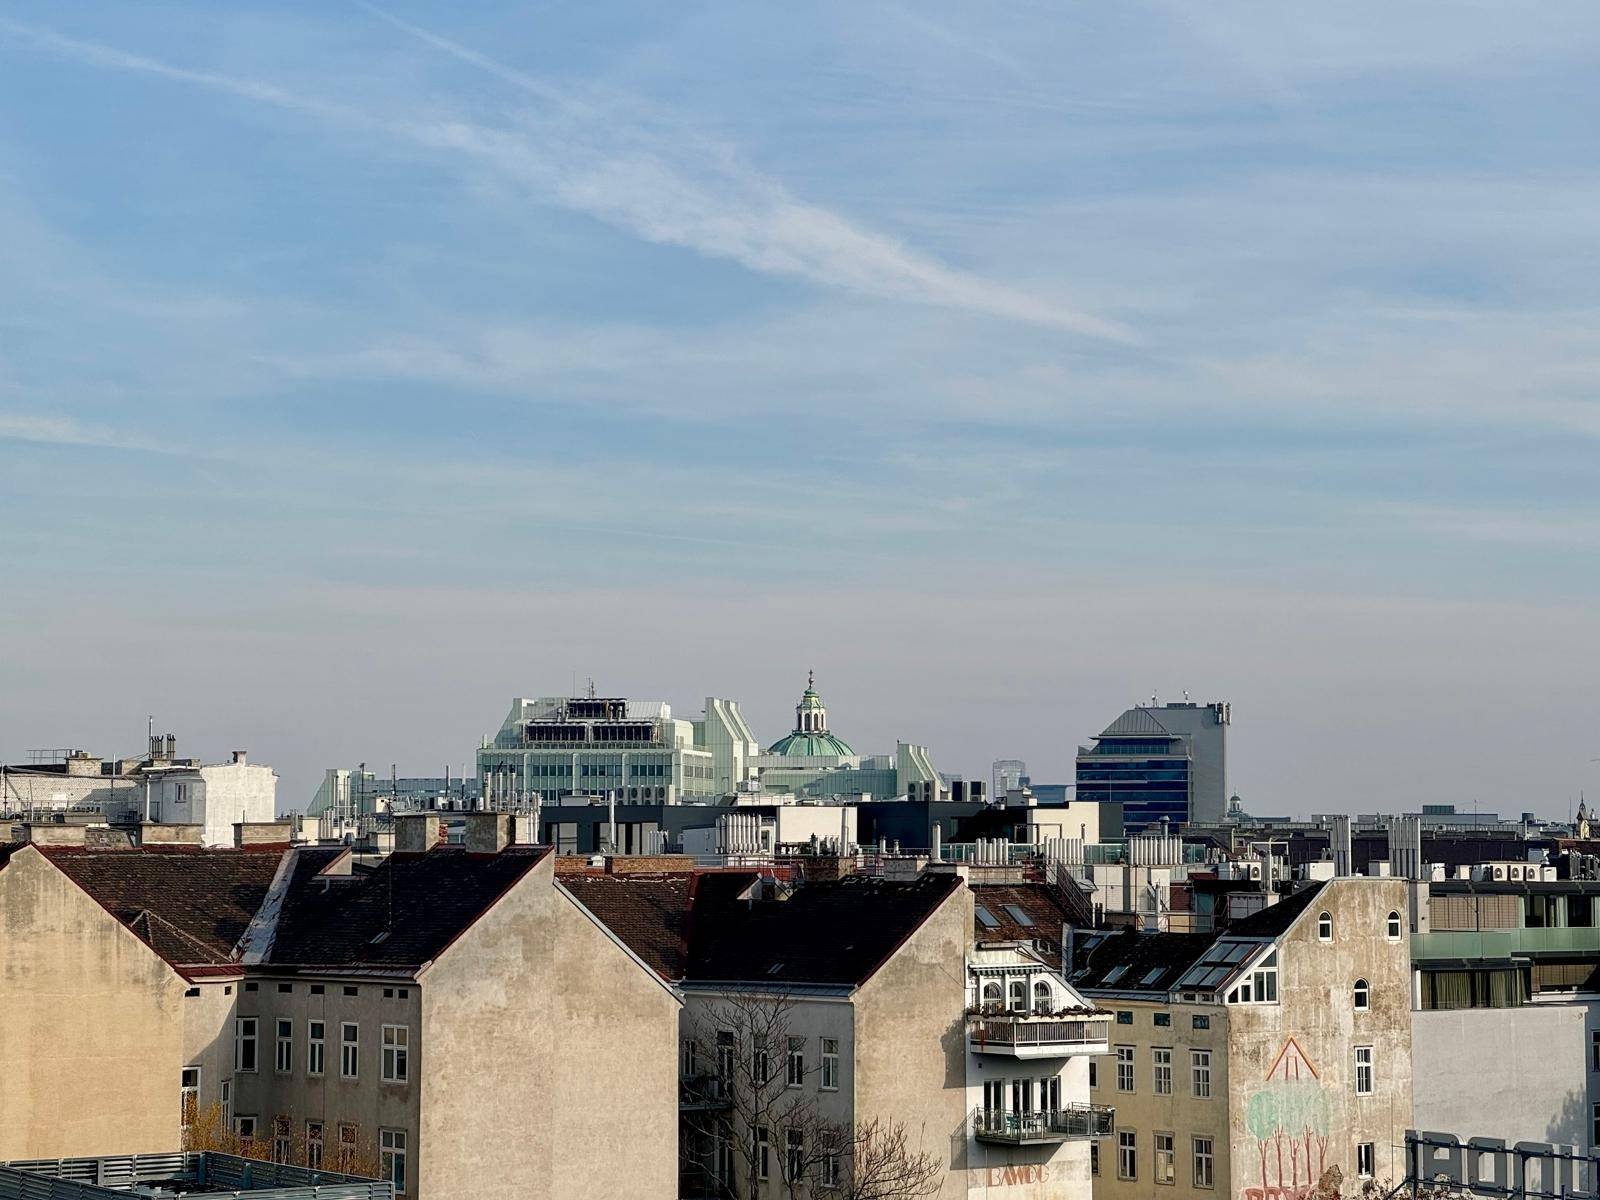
679, 1073, 733, 1110
0, 1153, 391, 1200
967, 1014, 1109, 1049
971, 1105, 1115, 1143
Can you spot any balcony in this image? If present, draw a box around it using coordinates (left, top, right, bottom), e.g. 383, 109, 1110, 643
966, 1013, 1110, 1058
679, 1074, 733, 1112
971, 1105, 1116, 1145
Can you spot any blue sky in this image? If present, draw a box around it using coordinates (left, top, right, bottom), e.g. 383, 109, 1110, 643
2, 2, 1597, 814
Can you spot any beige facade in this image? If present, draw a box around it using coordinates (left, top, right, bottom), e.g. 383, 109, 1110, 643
1088, 878, 1412, 1200
0, 846, 186, 1160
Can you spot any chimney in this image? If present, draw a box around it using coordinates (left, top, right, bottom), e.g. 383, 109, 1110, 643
394, 812, 444, 854
164, 733, 177, 760
465, 811, 512, 855
232, 750, 248, 765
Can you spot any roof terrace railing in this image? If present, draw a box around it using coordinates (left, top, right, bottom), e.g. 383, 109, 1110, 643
971, 1104, 1116, 1143
967, 1015, 1110, 1048
0, 1153, 391, 1200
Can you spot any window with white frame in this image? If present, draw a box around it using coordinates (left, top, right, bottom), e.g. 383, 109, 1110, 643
785, 1129, 804, 1183
1008, 980, 1027, 1011
306, 1122, 324, 1171
1155, 1132, 1175, 1185
272, 1116, 292, 1164
308, 1021, 326, 1076
1191, 1049, 1212, 1098
1354, 1045, 1374, 1095
1041, 1074, 1061, 1112
275, 1019, 293, 1074
235, 1017, 258, 1072
981, 980, 1002, 1010
1033, 979, 1052, 1013
234, 1115, 256, 1138
1115, 1045, 1135, 1092
1357, 1142, 1375, 1178
180, 1067, 200, 1131
754, 1039, 770, 1086
1010, 1077, 1034, 1115
754, 1126, 771, 1180
1194, 1136, 1215, 1188
1353, 979, 1370, 1011
823, 1151, 841, 1187
220, 1079, 232, 1127
715, 1030, 735, 1081
1318, 911, 1333, 941
380, 1128, 407, 1195
786, 1036, 805, 1087
1387, 910, 1403, 940
341, 1022, 359, 1079
1117, 1130, 1137, 1180
820, 1037, 839, 1091
336, 1124, 358, 1173
683, 1038, 699, 1077
1153, 1047, 1172, 1095
1228, 949, 1279, 1004
382, 1025, 409, 1083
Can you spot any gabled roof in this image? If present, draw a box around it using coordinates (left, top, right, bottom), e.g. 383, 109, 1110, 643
1072, 928, 1214, 994
267, 845, 550, 971
38, 845, 289, 972
559, 870, 763, 982
686, 872, 961, 988
1224, 881, 1326, 938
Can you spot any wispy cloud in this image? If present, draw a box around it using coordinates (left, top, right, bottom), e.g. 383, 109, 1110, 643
0, 14, 1129, 341
0, 412, 167, 452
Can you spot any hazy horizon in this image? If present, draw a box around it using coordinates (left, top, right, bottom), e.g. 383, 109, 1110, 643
3, 3, 1597, 818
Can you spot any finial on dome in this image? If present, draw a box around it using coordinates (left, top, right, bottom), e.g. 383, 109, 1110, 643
808, 667, 815, 691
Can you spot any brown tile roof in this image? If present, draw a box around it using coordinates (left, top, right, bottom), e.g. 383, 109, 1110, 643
39, 845, 288, 972
560, 870, 761, 981
971, 882, 1079, 969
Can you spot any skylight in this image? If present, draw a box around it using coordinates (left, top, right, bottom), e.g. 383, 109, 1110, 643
1140, 967, 1166, 985
975, 906, 1001, 929
1002, 904, 1035, 927
1103, 964, 1129, 984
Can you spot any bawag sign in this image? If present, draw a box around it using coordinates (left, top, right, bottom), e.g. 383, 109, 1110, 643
1408, 1130, 1600, 1198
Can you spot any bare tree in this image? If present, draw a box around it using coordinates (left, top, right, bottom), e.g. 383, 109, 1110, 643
681, 993, 943, 1199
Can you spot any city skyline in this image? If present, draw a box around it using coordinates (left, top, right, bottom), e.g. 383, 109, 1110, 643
2, 2, 1597, 816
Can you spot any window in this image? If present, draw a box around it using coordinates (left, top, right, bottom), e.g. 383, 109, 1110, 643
1115, 1045, 1135, 1092
787, 1036, 805, 1087
1088, 1058, 1097, 1089
1592, 1030, 1600, 1072
785, 1129, 804, 1183
754, 1040, 771, 1086
1353, 979, 1370, 1012
1090, 1142, 1100, 1177
823, 1151, 841, 1187
1191, 1049, 1212, 1098
820, 1038, 840, 1090
381, 1129, 407, 1195
1192, 1014, 1210, 1030
1194, 1136, 1215, 1188
341, 1023, 359, 1079
1230, 950, 1279, 1004
1155, 1132, 1175, 1185
180, 1067, 200, 1131
1387, 910, 1403, 940
1354, 1045, 1374, 1095
1153, 1047, 1173, 1095
306, 1122, 324, 1171
310, 984, 324, 996
1116, 1010, 1134, 1024
1318, 911, 1333, 941
1009, 980, 1027, 1011
308, 1021, 326, 1076
278, 983, 293, 994
220, 1079, 232, 1128
272, 1116, 292, 1165
1572, 896, 1595, 928
235, 1017, 258, 1073
1357, 1142, 1375, 1178
337, 1124, 359, 1173
1011, 1077, 1035, 1115
1154, 1011, 1172, 1027
382, 1025, 409, 1083
343, 986, 359, 997
1033, 980, 1052, 1012
235, 1115, 257, 1139
275, 1019, 293, 1074
1593, 1103, 1600, 1147
754, 1126, 771, 1180
683, 1038, 700, 1077
982, 1078, 1004, 1115
981, 981, 1002, 1010
1041, 1074, 1061, 1111
1117, 1130, 1138, 1180
245, 981, 259, 993
714, 1030, 735, 1080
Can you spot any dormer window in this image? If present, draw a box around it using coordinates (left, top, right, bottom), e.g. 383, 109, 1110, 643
1033, 980, 1052, 1013
982, 981, 1002, 1012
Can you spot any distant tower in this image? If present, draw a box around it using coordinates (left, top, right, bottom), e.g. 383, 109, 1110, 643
993, 759, 1027, 796
1578, 796, 1591, 840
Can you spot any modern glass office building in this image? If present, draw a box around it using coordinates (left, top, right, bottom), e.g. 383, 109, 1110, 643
1075, 700, 1230, 831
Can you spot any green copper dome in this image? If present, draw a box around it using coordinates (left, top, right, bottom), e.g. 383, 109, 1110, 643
767, 670, 855, 757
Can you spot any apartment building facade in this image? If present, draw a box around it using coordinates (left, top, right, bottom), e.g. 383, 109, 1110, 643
1076, 877, 1412, 1199
0, 814, 681, 1200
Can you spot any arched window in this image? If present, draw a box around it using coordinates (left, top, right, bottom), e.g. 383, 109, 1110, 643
1353, 979, 1369, 1011
1317, 911, 1333, 941
1033, 980, 1052, 1013
1008, 980, 1027, 1012
1387, 911, 1402, 941
982, 981, 1002, 1011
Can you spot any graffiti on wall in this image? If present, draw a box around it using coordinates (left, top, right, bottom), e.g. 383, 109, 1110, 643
1242, 1038, 1332, 1200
